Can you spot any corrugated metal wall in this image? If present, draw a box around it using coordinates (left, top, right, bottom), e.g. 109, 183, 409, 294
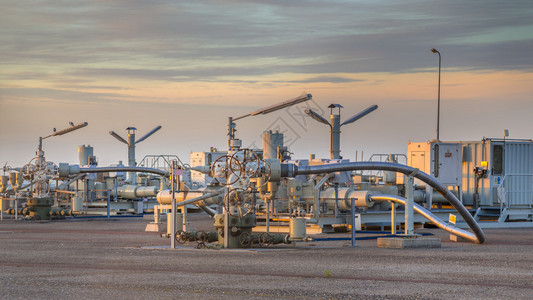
461, 141, 491, 206
503, 142, 533, 206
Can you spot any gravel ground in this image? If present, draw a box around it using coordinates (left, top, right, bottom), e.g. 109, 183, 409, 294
1, 214, 533, 299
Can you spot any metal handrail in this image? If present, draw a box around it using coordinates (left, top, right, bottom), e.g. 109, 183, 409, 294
497, 173, 533, 211
359, 154, 407, 183
138, 155, 189, 172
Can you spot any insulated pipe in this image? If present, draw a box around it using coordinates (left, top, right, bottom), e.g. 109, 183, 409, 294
116, 185, 158, 199
79, 166, 169, 177
371, 194, 479, 243
291, 161, 485, 244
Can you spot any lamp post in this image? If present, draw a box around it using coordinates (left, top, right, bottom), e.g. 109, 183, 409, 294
431, 48, 441, 141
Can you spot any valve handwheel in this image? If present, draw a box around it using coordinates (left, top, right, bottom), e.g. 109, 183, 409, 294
239, 231, 252, 248
175, 230, 186, 244
224, 188, 253, 217
230, 149, 260, 178
211, 155, 243, 186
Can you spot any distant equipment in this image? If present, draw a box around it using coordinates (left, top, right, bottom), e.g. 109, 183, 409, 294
228, 93, 312, 151
1, 121, 89, 220
305, 104, 378, 159
109, 126, 162, 182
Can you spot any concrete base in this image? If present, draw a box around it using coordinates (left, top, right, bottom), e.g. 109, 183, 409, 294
145, 222, 164, 232
449, 234, 468, 242
377, 237, 441, 249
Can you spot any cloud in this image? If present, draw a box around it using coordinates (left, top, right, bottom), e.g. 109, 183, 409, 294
0, 87, 130, 104
2, 0, 532, 80
283, 76, 365, 83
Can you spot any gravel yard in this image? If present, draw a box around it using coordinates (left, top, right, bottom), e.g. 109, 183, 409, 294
1, 214, 533, 299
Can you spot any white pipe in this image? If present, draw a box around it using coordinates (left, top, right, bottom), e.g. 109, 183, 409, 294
371, 194, 479, 243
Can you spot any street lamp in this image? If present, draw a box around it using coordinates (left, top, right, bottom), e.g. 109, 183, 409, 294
431, 48, 441, 141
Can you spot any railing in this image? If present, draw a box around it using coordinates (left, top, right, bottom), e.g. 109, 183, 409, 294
497, 174, 533, 211
358, 154, 407, 182
138, 155, 189, 172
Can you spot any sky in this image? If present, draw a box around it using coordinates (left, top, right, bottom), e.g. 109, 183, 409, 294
1, 0, 532, 168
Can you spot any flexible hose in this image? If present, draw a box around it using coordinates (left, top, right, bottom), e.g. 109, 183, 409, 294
293, 161, 485, 244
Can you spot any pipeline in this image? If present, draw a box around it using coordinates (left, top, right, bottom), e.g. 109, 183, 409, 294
291, 161, 485, 244
196, 204, 217, 217
313, 173, 335, 219
175, 189, 225, 207
79, 166, 169, 177
371, 194, 480, 243
117, 185, 159, 199
57, 174, 85, 191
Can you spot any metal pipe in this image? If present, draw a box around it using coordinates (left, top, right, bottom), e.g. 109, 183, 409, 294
79, 166, 169, 177
171, 162, 176, 249
196, 204, 216, 217
57, 174, 85, 191
334, 184, 339, 217
431, 48, 442, 141
314, 173, 335, 219
116, 185, 158, 199
175, 189, 225, 207
127, 130, 136, 183
330, 114, 341, 159
43, 122, 88, 139
351, 198, 356, 247
291, 161, 485, 243
390, 201, 396, 235
371, 194, 480, 243
341, 105, 379, 126
107, 189, 110, 219
4, 181, 34, 194
405, 174, 414, 235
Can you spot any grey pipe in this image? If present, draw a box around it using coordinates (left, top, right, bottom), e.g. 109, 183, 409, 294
331, 114, 341, 159
313, 173, 335, 219
175, 189, 225, 207
57, 174, 85, 190
291, 161, 485, 244
371, 194, 479, 243
79, 166, 169, 177
196, 204, 216, 217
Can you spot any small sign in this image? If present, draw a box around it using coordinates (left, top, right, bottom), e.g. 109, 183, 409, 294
449, 213, 456, 225
480, 161, 488, 167
494, 176, 501, 185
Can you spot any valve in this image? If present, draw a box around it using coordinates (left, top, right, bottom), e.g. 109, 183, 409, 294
259, 232, 273, 247
210, 155, 243, 185
238, 231, 252, 248
175, 230, 187, 244
230, 149, 260, 178
473, 166, 487, 179
224, 188, 253, 217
